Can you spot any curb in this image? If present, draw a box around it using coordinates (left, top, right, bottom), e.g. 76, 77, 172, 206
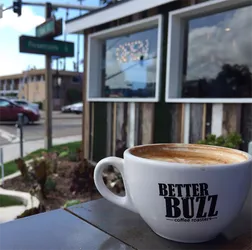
0, 172, 21, 185
0, 158, 41, 223
0, 187, 40, 210
40, 116, 82, 120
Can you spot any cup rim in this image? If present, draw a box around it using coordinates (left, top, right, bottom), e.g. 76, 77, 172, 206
124, 143, 252, 169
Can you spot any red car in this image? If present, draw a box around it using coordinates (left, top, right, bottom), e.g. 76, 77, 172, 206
0, 98, 40, 124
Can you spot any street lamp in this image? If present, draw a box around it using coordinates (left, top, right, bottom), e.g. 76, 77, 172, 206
57, 77, 62, 87
55, 76, 62, 99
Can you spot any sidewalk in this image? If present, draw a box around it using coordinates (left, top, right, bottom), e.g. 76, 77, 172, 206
2, 135, 82, 163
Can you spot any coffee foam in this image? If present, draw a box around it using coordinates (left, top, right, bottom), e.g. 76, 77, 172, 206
130, 144, 248, 165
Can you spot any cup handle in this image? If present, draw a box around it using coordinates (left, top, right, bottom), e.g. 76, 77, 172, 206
94, 156, 138, 214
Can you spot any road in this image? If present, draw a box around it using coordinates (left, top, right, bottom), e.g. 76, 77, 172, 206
0, 112, 82, 146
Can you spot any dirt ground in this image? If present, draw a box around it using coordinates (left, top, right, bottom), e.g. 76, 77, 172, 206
4, 160, 101, 211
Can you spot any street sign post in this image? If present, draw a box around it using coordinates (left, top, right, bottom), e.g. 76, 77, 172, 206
55, 19, 63, 37
0, 4, 3, 19
19, 35, 74, 57
36, 18, 62, 38
0, 147, 4, 186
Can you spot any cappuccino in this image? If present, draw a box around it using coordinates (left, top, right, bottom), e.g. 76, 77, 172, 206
130, 144, 248, 165
141, 155, 225, 165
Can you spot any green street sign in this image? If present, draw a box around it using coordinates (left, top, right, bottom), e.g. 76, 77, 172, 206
19, 35, 74, 57
36, 19, 55, 38
36, 18, 62, 38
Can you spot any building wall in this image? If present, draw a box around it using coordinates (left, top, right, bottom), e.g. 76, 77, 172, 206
81, 0, 252, 162
19, 81, 46, 102
17, 73, 82, 109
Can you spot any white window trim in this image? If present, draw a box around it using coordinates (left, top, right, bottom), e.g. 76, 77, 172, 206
166, 0, 252, 104
87, 14, 163, 103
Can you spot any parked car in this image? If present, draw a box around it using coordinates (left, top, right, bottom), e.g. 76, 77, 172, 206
61, 102, 83, 114
10, 99, 40, 114
0, 98, 40, 125
61, 104, 72, 113
71, 103, 83, 114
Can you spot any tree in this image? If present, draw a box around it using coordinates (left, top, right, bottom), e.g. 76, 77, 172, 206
215, 64, 252, 98
100, 0, 122, 6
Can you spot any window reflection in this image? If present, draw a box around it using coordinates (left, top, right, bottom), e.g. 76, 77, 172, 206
183, 5, 252, 98
102, 28, 158, 98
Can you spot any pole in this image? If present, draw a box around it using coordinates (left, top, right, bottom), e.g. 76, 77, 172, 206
18, 113, 24, 158
21, 2, 99, 11
56, 58, 59, 98
63, 8, 69, 71
45, 2, 53, 150
76, 0, 83, 72
0, 148, 4, 187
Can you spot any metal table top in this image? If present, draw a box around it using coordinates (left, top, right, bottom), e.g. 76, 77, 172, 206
67, 187, 252, 250
0, 187, 251, 250
0, 209, 132, 250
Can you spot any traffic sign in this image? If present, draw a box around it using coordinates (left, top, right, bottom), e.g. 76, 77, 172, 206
19, 35, 74, 57
36, 18, 55, 38
36, 18, 63, 38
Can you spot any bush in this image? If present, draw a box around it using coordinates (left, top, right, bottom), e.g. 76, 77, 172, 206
197, 132, 243, 149
15, 153, 57, 201
69, 159, 95, 195
45, 177, 57, 192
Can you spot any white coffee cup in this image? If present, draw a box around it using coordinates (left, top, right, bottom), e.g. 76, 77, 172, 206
94, 143, 252, 243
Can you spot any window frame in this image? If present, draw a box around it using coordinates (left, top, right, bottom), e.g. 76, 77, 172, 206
165, 0, 252, 103
87, 14, 163, 102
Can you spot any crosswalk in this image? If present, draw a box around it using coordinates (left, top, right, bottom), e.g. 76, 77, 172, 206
0, 129, 22, 145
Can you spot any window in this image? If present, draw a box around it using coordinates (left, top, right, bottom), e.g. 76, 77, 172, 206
40, 75, 45, 81
0, 100, 11, 107
103, 28, 158, 98
10, 79, 14, 90
166, 0, 252, 103
88, 15, 163, 102
15, 101, 28, 105
3, 80, 7, 90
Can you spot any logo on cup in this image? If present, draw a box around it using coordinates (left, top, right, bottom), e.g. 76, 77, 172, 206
158, 183, 219, 222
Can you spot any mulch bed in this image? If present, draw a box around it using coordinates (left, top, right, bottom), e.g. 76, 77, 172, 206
3, 160, 102, 211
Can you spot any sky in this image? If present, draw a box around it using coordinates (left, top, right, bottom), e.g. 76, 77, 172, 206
0, 0, 100, 76
186, 5, 252, 81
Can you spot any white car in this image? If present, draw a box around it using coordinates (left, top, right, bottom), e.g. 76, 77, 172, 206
71, 103, 83, 114
61, 104, 72, 113
61, 102, 83, 114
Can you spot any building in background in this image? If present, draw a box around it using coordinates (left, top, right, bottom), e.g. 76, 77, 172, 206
0, 69, 82, 110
